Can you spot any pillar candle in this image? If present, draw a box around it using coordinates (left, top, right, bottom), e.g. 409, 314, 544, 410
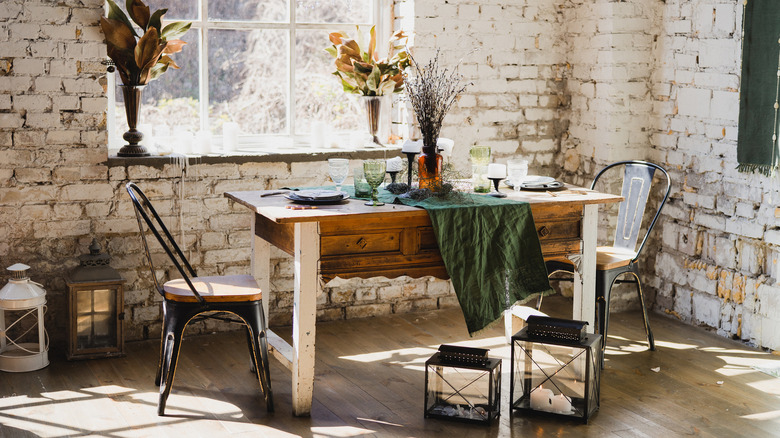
487, 163, 507, 179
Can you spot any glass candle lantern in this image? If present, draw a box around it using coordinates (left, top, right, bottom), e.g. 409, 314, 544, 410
66, 239, 125, 360
0, 263, 49, 372
511, 326, 602, 423
424, 348, 501, 425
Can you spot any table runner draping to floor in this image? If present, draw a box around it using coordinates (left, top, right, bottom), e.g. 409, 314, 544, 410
325, 187, 553, 335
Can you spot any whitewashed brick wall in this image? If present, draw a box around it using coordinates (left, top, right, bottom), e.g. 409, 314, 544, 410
4, 0, 780, 352
648, 0, 780, 351
399, 0, 569, 174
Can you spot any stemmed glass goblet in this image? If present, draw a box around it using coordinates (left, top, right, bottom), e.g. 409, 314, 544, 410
363, 160, 387, 206
328, 158, 349, 192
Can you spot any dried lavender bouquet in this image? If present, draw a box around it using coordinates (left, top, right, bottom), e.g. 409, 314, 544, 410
404, 50, 470, 150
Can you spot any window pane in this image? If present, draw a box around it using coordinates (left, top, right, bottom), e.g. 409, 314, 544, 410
209, 29, 288, 135
113, 29, 200, 147
295, 29, 362, 134
209, 0, 288, 22
143, 0, 197, 21
296, 0, 370, 23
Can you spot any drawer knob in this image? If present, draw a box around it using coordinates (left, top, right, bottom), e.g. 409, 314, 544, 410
538, 225, 550, 237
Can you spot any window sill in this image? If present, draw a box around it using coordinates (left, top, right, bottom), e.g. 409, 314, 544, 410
107, 144, 403, 169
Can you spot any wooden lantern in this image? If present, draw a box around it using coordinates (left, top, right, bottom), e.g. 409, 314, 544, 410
66, 239, 125, 360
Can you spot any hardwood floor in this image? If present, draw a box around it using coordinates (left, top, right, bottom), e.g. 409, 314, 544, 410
2, 296, 779, 437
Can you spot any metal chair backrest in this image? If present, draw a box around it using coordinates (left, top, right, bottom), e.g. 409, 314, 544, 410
126, 182, 205, 305
590, 161, 671, 261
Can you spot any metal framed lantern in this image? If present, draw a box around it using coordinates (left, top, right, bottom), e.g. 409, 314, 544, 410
424, 345, 501, 424
0, 263, 49, 372
511, 324, 601, 423
66, 239, 125, 360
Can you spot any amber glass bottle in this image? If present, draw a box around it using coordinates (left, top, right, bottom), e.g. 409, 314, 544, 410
417, 145, 443, 191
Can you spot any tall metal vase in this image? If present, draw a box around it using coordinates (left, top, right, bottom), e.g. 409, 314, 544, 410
117, 85, 150, 157
362, 95, 383, 147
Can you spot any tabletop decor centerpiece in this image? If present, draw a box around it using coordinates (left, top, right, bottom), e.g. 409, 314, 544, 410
100, 0, 191, 157
405, 51, 469, 192
327, 26, 409, 147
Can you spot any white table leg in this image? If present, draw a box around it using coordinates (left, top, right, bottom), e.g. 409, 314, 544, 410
292, 222, 319, 416
251, 219, 271, 322
574, 204, 598, 333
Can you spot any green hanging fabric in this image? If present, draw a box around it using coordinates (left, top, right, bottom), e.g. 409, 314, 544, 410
738, 0, 780, 175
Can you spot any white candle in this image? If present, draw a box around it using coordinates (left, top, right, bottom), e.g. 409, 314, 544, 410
529, 387, 554, 411
487, 163, 507, 179
437, 137, 454, 157
310, 121, 325, 149
222, 122, 239, 152
386, 156, 404, 172
195, 130, 211, 155
401, 139, 422, 153
551, 393, 572, 414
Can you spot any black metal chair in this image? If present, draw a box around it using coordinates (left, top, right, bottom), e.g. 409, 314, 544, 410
126, 182, 273, 415
545, 161, 671, 362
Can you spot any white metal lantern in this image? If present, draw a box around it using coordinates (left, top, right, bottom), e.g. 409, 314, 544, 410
0, 263, 49, 372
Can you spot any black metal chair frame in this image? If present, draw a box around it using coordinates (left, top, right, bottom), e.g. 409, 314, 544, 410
546, 160, 671, 363
126, 182, 273, 415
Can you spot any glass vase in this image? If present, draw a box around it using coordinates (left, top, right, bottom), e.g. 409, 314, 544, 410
417, 144, 443, 191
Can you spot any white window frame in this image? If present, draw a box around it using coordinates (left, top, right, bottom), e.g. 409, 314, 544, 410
108, 0, 389, 154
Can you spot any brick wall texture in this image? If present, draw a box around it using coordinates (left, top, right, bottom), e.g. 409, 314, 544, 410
2, 0, 779, 352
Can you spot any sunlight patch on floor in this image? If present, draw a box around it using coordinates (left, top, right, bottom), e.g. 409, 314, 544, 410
740, 410, 780, 421
81, 384, 136, 395
39, 390, 92, 401
652, 340, 700, 350
310, 425, 377, 437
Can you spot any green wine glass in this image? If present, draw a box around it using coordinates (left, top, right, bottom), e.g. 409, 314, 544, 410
363, 160, 387, 206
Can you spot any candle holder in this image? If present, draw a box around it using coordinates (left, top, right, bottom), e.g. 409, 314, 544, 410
403, 151, 419, 190
386, 170, 404, 192
511, 325, 602, 423
488, 177, 507, 198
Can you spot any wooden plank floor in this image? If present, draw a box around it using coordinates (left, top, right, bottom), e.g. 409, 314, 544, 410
2, 296, 780, 437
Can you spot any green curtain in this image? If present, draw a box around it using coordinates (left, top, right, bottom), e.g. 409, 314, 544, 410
738, 0, 780, 175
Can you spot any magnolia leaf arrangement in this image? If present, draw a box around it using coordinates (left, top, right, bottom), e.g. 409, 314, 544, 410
326, 26, 410, 96
100, 0, 192, 86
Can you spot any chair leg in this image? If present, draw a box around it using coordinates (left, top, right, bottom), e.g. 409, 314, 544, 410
596, 270, 621, 369
238, 304, 274, 413
631, 271, 655, 351
158, 318, 186, 416
245, 326, 257, 374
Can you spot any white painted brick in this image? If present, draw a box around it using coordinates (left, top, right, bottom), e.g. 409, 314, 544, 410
0, 113, 24, 128
692, 292, 721, 326
13, 94, 51, 111
714, 4, 736, 35
710, 90, 738, 121
34, 77, 62, 92
677, 87, 711, 118
699, 39, 740, 68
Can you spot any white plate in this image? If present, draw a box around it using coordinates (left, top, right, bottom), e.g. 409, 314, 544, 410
522, 175, 555, 185
294, 189, 345, 200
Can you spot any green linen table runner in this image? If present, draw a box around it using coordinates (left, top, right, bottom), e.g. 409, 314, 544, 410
312, 186, 554, 335
387, 191, 553, 335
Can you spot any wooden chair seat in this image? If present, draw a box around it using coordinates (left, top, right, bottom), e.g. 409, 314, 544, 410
164, 275, 263, 303
545, 246, 637, 271
595, 246, 637, 270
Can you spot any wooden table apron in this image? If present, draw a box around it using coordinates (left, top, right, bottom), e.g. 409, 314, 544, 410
225, 187, 622, 416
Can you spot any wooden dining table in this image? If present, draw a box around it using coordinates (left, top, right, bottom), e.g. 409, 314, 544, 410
225, 185, 622, 416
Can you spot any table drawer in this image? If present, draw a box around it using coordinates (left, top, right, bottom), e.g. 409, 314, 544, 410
321, 230, 401, 256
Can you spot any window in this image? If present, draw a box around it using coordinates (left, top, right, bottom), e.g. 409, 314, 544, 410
108, 0, 383, 154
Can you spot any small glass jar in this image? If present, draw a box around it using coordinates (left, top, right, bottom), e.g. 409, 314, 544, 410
353, 167, 372, 198
470, 146, 491, 193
